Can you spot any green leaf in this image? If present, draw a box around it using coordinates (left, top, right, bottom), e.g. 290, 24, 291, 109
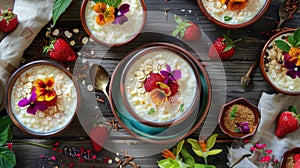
0, 116, 13, 129
0, 125, 9, 146
52, 0, 72, 27
174, 15, 183, 24
192, 149, 203, 157
274, 40, 290, 52
179, 104, 185, 112
93, 0, 106, 3
205, 165, 216, 168
206, 134, 218, 150
293, 28, 300, 42
158, 158, 179, 168
224, 16, 232, 22
223, 44, 233, 53
193, 164, 206, 168
181, 146, 195, 168
148, 108, 155, 115
288, 105, 297, 114
187, 139, 201, 150
105, 0, 122, 7
295, 41, 300, 47
0, 147, 16, 168
176, 140, 185, 157
288, 35, 295, 46
172, 28, 181, 37
230, 104, 237, 119
207, 149, 222, 156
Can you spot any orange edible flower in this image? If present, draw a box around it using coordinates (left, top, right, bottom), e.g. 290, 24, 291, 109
93, 2, 107, 13
34, 77, 57, 102
162, 149, 176, 159
150, 88, 167, 106
219, 0, 227, 4
227, 0, 248, 11
288, 47, 300, 66
96, 14, 106, 26
198, 139, 207, 152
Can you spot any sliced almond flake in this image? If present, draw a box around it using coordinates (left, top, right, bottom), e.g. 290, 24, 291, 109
52, 29, 59, 36
69, 40, 75, 46
82, 36, 89, 44
91, 50, 95, 55
87, 84, 93, 91
45, 31, 51, 37
89, 37, 94, 42
73, 28, 79, 33
64, 30, 73, 38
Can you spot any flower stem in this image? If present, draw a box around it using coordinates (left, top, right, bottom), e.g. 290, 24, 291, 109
232, 38, 242, 44
12, 139, 53, 149
204, 156, 208, 165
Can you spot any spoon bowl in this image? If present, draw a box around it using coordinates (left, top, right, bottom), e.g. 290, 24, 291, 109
89, 64, 110, 99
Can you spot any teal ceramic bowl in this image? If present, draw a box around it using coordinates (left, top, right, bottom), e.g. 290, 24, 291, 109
109, 42, 211, 144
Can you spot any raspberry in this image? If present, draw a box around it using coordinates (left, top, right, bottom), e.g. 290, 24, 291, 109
169, 82, 179, 97
294, 154, 300, 162
144, 73, 165, 92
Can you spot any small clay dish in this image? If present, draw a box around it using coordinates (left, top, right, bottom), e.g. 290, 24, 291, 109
218, 97, 260, 139
6, 60, 80, 136
260, 28, 300, 95
281, 147, 300, 168
80, 0, 147, 47
196, 0, 271, 29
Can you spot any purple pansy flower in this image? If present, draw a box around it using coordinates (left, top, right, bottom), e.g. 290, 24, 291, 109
237, 122, 250, 133
284, 53, 300, 79
113, 4, 130, 25
160, 64, 182, 84
18, 88, 48, 115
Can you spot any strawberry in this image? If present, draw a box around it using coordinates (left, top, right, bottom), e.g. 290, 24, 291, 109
169, 82, 179, 97
0, 8, 19, 33
294, 154, 300, 162
275, 106, 300, 137
208, 31, 240, 60
172, 15, 201, 42
89, 125, 109, 152
295, 161, 300, 168
144, 73, 165, 92
43, 38, 77, 62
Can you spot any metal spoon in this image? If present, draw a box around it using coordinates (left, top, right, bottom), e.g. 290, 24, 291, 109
277, 3, 290, 28
89, 64, 109, 99
277, 0, 299, 28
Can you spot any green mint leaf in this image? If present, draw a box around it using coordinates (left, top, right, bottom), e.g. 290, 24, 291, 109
288, 35, 295, 46
105, 0, 122, 8
295, 41, 300, 47
206, 134, 218, 151
274, 40, 290, 52
0, 116, 12, 129
235, 127, 240, 133
224, 16, 232, 22
230, 104, 237, 119
293, 28, 300, 42
0, 125, 9, 146
93, 0, 106, 3
179, 103, 184, 112
52, 0, 72, 28
148, 108, 155, 115
0, 147, 16, 168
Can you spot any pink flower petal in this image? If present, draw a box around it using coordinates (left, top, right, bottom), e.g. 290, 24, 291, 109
166, 64, 171, 73
51, 155, 56, 161
18, 98, 30, 107
27, 105, 38, 115
172, 70, 181, 80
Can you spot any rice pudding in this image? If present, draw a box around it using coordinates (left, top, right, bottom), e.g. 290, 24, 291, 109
202, 0, 266, 24
84, 0, 144, 45
263, 30, 300, 92
9, 64, 78, 134
124, 49, 198, 123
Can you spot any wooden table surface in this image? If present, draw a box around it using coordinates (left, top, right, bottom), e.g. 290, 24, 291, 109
1, 0, 300, 167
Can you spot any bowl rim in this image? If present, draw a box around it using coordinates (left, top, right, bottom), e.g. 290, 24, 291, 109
196, 0, 271, 29
80, 0, 147, 47
5, 60, 81, 137
281, 147, 300, 168
119, 45, 201, 127
259, 28, 300, 95
218, 97, 260, 139
109, 42, 212, 144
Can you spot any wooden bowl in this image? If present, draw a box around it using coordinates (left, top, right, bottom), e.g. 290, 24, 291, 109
218, 97, 260, 139
281, 147, 300, 168
6, 60, 81, 136
119, 43, 201, 128
196, 0, 271, 29
80, 0, 147, 47
259, 28, 300, 95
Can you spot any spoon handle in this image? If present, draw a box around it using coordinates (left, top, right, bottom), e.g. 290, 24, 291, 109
103, 90, 109, 100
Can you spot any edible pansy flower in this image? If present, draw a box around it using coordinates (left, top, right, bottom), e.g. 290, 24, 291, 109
160, 64, 181, 84
18, 88, 48, 115
288, 47, 300, 66
284, 53, 300, 79
150, 88, 168, 106
227, 0, 248, 11
113, 3, 130, 25
156, 82, 171, 96
94, 3, 115, 26
237, 122, 250, 133
34, 77, 57, 102
93, 2, 107, 13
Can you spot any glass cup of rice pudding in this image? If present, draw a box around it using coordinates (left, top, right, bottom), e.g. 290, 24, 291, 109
6, 60, 80, 136
120, 45, 201, 127
82, 0, 146, 46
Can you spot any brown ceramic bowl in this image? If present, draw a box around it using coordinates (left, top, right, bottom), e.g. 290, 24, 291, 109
281, 147, 300, 168
218, 97, 260, 139
6, 60, 80, 136
259, 28, 300, 95
196, 0, 271, 29
80, 0, 147, 47
119, 43, 201, 128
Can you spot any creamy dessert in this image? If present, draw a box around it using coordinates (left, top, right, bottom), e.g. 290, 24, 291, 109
85, 0, 144, 44
202, 0, 266, 24
124, 49, 197, 123
263, 30, 300, 92
10, 65, 77, 133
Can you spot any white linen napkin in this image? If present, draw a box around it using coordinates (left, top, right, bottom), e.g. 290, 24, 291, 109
0, 0, 54, 111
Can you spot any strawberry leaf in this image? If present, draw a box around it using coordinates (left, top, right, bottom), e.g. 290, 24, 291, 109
172, 28, 180, 37
174, 15, 182, 24
52, 0, 72, 27
275, 40, 290, 52
0, 147, 16, 168
223, 44, 233, 53
288, 105, 297, 114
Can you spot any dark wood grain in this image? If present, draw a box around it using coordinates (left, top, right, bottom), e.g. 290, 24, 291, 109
2, 0, 299, 167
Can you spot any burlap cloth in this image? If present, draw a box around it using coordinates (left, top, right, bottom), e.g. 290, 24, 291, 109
0, 0, 53, 111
